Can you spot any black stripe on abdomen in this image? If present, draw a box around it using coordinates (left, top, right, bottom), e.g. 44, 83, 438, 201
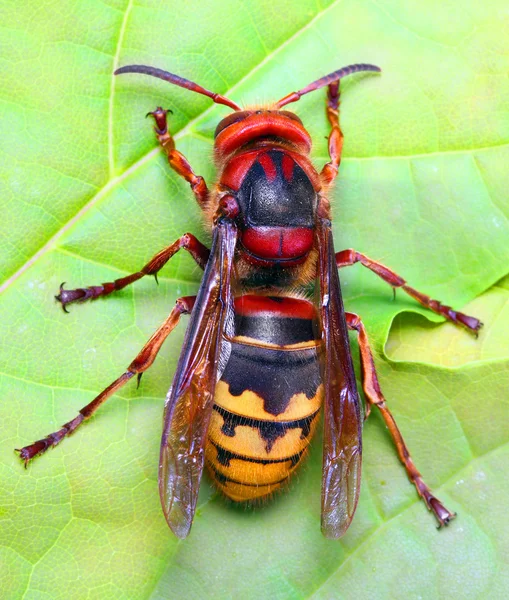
211, 441, 305, 468
234, 315, 318, 345
213, 404, 319, 453
220, 343, 321, 417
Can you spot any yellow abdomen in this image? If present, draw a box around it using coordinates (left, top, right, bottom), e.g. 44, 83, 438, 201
205, 295, 323, 501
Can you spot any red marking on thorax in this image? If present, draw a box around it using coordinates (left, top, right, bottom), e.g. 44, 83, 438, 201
240, 227, 314, 264
235, 295, 317, 320
219, 148, 321, 192
281, 154, 294, 181
220, 150, 259, 191
257, 153, 277, 181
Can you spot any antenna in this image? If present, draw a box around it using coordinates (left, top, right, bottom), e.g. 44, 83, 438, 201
115, 65, 241, 111
276, 64, 381, 108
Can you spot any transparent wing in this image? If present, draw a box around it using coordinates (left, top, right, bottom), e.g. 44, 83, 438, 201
159, 219, 237, 538
316, 218, 363, 538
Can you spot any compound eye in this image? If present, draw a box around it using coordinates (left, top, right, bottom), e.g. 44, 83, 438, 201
279, 110, 303, 125
215, 111, 252, 137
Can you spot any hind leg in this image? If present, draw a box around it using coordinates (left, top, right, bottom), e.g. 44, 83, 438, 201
17, 296, 195, 463
346, 311, 456, 527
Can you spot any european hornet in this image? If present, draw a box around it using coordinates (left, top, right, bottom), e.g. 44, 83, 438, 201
16, 63, 482, 538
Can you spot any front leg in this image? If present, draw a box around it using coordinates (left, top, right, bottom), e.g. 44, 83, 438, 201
57, 233, 209, 311
148, 107, 209, 208
320, 80, 344, 188
336, 248, 482, 333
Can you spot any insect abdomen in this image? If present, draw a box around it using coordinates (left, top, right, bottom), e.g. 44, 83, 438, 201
206, 295, 324, 501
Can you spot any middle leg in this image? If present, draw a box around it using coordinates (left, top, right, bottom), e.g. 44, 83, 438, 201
57, 233, 209, 310
345, 311, 456, 527
337, 249, 482, 332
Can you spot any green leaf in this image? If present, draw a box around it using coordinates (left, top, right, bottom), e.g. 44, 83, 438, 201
387, 274, 509, 366
1, 1, 509, 598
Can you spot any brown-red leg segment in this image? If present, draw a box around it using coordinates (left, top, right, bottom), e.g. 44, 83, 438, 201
148, 107, 209, 207
57, 233, 209, 310
320, 81, 344, 187
345, 311, 456, 527
16, 296, 196, 465
336, 249, 482, 332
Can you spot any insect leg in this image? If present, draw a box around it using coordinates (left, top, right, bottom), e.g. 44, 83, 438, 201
345, 311, 456, 527
320, 81, 344, 187
147, 107, 209, 207
336, 249, 482, 333
16, 296, 195, 464
57, 233, 209, 310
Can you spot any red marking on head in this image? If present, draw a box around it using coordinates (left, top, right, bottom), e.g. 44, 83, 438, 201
235, 295, 317, 319
281, 154, 294, 182
257, 153, 277, 182
215, 113, 312, 156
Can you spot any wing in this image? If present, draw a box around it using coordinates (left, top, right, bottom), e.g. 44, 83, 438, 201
159, 219, 238, 538
316, 218, 363, 538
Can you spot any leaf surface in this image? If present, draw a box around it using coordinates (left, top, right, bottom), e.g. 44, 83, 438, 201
1, 1, 509, 598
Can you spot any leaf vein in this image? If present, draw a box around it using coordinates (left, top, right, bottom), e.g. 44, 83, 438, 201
108, 0, 135, 177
